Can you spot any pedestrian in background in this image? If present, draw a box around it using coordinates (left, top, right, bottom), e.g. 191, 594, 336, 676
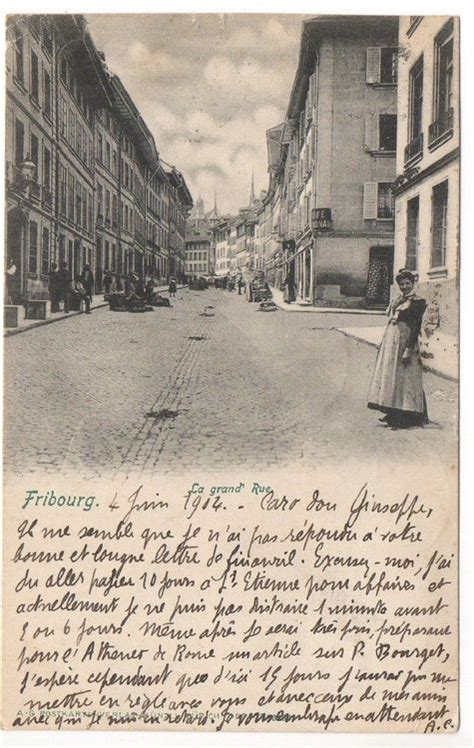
58, 261, 72, 314
103, 269, 113, 296
283, 271, 295, 303
48, 262, 61, 312
5, 258, 18, 304
145, 278, 156, 304
70, 278, 91, 314
169, 277, 177, 297
368, 269, 428, 429
237, 276, 244, 295
80, 263, 94, 307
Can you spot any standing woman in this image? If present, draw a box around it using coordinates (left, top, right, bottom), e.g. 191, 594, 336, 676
368, 269, 428, 429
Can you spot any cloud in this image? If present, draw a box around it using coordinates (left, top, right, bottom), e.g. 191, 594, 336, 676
225, 17, 302, 52
126, 40, 178, 79
86, 13, 302, 212
152, 104, 285, 212
204, 55, 293, 107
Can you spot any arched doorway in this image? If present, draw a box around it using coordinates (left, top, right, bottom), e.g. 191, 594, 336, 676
6, 207, 28, 303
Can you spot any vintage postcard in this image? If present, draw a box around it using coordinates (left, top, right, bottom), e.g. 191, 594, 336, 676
2, 12, 460, 734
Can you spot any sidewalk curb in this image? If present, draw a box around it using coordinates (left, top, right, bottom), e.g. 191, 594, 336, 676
4, 285, 188, 338
270, 288, 385, 316
4, 302, 109, 338
334, 328, 459, 383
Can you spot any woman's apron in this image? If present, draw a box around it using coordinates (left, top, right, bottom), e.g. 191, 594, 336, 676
368, 320, 425, 415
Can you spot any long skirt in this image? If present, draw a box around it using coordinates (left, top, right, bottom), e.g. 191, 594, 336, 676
368, 321, 428, 426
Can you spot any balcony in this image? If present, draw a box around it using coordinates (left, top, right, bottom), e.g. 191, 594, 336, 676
428, 108, 454, 150
404, 132, 423, 165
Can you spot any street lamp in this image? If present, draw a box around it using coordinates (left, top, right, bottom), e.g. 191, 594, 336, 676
20, 155, 36, 186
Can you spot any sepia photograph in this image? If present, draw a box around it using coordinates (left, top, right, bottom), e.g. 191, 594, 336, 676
3, 13, 458, 480
2, 10, 462, 736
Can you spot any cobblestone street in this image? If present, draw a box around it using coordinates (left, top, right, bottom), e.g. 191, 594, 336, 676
4, 288, 457, 480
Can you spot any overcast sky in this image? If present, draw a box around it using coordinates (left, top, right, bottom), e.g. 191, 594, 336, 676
86, 14, 304, 214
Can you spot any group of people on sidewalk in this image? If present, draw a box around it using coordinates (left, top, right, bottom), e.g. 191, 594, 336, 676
48, 262, 94, 315
47, 264, 179, 316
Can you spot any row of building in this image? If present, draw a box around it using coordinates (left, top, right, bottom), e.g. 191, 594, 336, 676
184, 183, 264, 281
195, 15, 458, 369
6, 14, 193, 302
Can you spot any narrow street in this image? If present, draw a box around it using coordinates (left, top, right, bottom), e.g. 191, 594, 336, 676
4, 288, 457, 481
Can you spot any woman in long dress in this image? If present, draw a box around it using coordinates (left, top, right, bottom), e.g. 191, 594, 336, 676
368, 269, 428, 429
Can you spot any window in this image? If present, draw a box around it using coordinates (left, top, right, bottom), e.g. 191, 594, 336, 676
105, 189, 111, 223
14, 29, 24, 83
15, 119, 24, 165
60, 165, 67, 214
76, 122, 82, 160
30, 134, 39, 178
68, 172, 74, 219
406, 197, 419, 270
409, 57, 423, 141
97, 133, 103, 163
363, 182, 394, 219
366, 47, 398, 84
97, 183, 103, 217
431, 181, 448, 268
430, 20, 455, 145
88, 191, 93, 231
41, 227, 50, 276
43, 69, 51, 118
29, 222, 38, 274
42, 19, 53, 57
59, 96, 67, 137
76, 180, 82, 226
82, 186, 88, 229
379, 114, 397, 151
30, 50, 39, 102
43, 146, 51, 188
381, 47, 398, 83
112, 194, 118, 226
68, 109, 75, 150
60, 56, 68, 84
105, 141, 111, 170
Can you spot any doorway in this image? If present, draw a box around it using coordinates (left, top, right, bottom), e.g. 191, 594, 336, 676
366, 246, 394, 307
6, 209, 26, 303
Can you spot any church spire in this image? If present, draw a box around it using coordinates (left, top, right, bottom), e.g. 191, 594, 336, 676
249, 169, 255, 206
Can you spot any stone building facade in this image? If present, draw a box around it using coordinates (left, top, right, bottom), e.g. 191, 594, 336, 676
258, 16, 399, 309
5, 14, 192, 304
393, 16, 459, 377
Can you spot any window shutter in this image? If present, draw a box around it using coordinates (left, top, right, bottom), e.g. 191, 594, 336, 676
365, 114, 379, 151
363, 182, 378, 219
366, 47, 381, 83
